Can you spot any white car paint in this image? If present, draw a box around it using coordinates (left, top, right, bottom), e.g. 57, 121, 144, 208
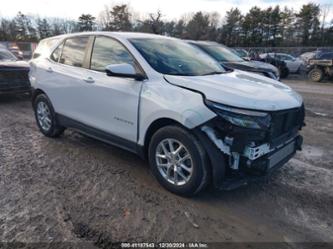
164, 70, 302, 111
30, 32, 303, 147
260, 53, 304, 73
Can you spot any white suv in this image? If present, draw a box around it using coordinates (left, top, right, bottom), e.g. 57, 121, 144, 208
29, 32, 305, 196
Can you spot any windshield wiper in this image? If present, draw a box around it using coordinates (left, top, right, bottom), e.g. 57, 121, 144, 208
201, 71, 224, 76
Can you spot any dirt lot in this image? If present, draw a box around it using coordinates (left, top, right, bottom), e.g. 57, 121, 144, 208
0, 77, 333, 248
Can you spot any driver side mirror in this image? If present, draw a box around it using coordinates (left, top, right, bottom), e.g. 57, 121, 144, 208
105, 63, 145, 81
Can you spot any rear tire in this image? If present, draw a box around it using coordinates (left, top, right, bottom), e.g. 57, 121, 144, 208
33, 94, 65, 137
148, 125, 209, 196
308, 68, 324, 82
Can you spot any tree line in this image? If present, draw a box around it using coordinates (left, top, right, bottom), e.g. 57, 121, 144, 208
0, 3, 332, 47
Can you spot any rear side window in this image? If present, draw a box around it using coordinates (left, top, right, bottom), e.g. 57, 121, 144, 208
33, 38, 60, 59
50, 43, 64, 62
60, 36, 89, 67
90, 36, 135, 71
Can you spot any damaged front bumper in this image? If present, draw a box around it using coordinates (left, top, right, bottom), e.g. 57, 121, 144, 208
194, 118, 304, 191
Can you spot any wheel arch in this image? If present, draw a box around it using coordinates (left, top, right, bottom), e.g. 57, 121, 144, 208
31, 88, 47, 103
141, 118, 217, 189
142, 118, 184, 159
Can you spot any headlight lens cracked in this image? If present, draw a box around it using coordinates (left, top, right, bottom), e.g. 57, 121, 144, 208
205, 100, 271, 129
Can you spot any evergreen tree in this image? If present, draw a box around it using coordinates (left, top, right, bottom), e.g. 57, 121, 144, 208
296, 3, 320, 46
174, 19, 186, 38
14, 12, 37, 41
37, 18, 52, 39
78, 14, 96, 31
186, 12, 210, 40
221, 8, 243, 46
107, 4, 132, 31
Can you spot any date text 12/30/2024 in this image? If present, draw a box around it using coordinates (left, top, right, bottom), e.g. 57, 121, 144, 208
120, 242, 208, 248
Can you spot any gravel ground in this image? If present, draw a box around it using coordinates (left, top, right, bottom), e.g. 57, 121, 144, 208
0, 77, 332, 248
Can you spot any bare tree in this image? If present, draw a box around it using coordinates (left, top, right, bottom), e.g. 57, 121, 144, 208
148, 10, 163, 34
320, 4, 331, 44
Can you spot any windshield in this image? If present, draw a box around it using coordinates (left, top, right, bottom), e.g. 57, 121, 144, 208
197, 44, 244, 63
129, 38, 224, 76
233, 49, 248, 58
0, 50, 17, 61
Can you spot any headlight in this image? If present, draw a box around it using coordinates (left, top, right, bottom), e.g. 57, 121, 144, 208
274, 70, 280, 80
205, 100, 271, 129
267, 72, 278, 80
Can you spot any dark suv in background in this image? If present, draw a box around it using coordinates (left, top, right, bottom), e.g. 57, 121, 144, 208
0, 48, 30, 95
188, 41, 281, 80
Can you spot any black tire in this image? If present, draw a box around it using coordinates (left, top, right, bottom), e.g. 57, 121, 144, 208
279, 66, 289, 79
308, 68, 324, 82
33, 94, 65, 137
148, 125, 210, 196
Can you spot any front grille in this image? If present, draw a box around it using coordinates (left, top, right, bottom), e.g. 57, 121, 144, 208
0, 69, 30, 90
270, 105, 305, 143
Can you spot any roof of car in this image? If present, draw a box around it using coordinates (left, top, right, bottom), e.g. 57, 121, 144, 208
261, 52, 289, 57
186, 40, 220, 46
42, 31, 176, 41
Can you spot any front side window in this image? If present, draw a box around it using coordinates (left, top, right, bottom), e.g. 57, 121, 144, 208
234, 49, 248, 58
130, 38, 224, 76
270, 54, 281, 60
60, 36, 89, 67
90, 36, 135, 71
283, 55, 295, 61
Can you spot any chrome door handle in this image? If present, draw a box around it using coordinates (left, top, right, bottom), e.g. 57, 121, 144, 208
46, 67, 53, 73
84, 77, 95, 83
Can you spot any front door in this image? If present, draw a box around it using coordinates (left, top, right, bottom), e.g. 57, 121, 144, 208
76, 36, 143, 143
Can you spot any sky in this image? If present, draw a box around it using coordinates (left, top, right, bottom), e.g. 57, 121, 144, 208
1, 0, 332, 22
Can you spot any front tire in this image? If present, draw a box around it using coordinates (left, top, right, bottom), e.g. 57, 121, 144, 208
308, 68, 324, 82
279, 66, 289, 79
148, 125, 209, 196
33, 94, 65, 137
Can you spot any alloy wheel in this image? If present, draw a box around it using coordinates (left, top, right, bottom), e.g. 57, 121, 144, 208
155, 138, 193, 186
311, 71, 321, 82
36, 101, 52, 131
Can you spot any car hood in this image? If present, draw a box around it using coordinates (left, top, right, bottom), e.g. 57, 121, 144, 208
223, 60, 278, 74
0, 60, 29, 70
164, 70, 303, 111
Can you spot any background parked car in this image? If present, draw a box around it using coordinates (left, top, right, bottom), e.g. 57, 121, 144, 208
8, 46, 24, 60
0, 48, 30, 95
231, 48, 251, 61
188, 41, 280, 80
315, 52, 333, 60
260, 53, 304, 74
299, 51, 317, 64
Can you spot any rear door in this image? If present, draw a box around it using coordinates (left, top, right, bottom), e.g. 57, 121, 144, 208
42, 35, 93, 122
